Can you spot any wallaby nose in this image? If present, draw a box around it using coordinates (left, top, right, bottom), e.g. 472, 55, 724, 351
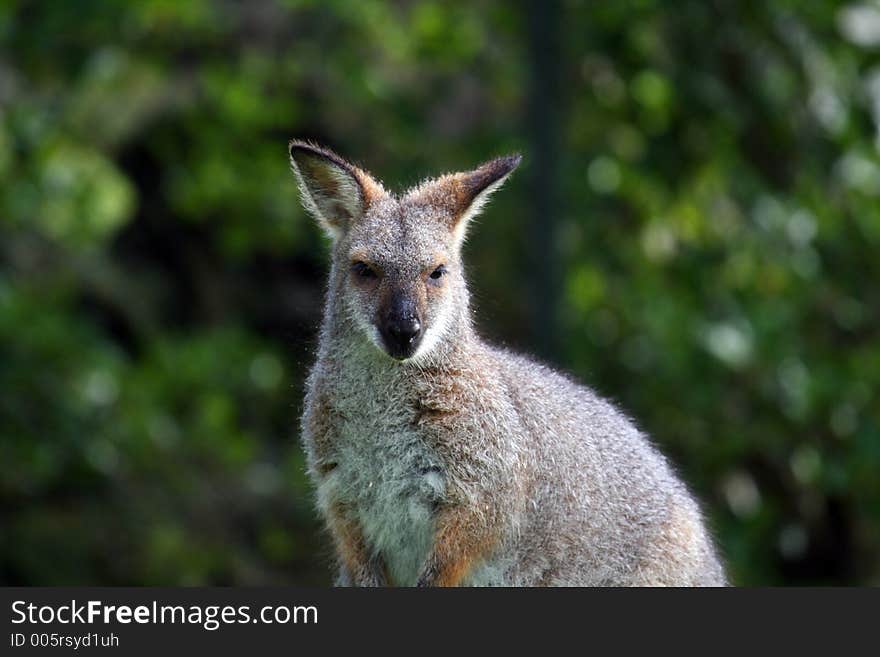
383, 316, 422, 357
380, 293, 424, 359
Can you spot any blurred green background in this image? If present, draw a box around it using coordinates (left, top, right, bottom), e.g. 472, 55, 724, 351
1, 0, 878, 586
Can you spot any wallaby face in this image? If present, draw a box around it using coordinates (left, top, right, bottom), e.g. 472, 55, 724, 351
338, 198, 459, 361
289, 140, 520, 362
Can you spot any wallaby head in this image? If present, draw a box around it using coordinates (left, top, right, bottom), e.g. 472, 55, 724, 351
289, 140, 521, 362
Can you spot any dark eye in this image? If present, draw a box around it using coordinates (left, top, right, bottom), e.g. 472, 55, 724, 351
351, 261, 377, 280
429, 265, 447, 280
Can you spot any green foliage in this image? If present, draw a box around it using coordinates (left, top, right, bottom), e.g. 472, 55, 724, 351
1, 0, 878, 584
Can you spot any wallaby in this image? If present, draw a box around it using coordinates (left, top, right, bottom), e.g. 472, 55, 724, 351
289, 140, 726, 586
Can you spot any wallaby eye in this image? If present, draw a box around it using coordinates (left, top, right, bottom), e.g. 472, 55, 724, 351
429, 265, 447, 281
351, 261, 377, 280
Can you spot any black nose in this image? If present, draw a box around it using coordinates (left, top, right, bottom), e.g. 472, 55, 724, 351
381, 315, 422, 358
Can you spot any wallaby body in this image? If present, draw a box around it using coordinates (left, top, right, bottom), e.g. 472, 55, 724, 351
290, 141, 726, 586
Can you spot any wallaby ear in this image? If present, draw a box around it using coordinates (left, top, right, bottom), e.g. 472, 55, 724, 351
454, 154, 521, 238
409, 153, 522, 244
288, 140, 384, 238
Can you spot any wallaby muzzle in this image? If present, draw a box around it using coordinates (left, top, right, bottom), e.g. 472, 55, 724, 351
379, 294, 423, 360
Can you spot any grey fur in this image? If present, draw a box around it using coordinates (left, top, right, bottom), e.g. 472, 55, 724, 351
289, 140, 726, 587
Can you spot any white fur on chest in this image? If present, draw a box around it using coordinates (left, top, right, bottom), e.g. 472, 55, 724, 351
314, 382, 446, 585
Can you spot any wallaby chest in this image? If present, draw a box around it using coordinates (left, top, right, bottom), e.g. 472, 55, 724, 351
305, 359, 448, 584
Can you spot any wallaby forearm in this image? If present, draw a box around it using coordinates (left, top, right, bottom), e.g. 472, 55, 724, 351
416, 503, 500, 587
326, 501, 387, 587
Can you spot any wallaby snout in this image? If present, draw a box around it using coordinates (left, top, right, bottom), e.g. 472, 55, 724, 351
379, 292, 423, 360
